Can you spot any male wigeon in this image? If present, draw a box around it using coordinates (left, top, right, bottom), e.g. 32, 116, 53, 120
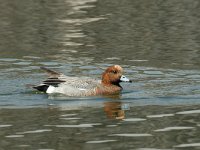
32, 65, 132, 96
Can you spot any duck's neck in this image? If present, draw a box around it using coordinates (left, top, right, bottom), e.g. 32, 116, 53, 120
111, 82, 122, 88
102, 81, 122, 89
102, 78, 122, 88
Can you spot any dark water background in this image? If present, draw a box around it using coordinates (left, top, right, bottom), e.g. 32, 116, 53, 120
1, 0, 200, 149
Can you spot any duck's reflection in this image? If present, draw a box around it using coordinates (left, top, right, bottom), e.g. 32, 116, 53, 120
104, 102, 130, 120
47, 96, 130, 120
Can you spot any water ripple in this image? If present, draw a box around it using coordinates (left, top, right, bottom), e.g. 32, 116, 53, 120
67, 0, 97, 14
45, 123, 101, 128
58, 17, 105, 24
154, 126, 194, 132
38, 149, 55, 150
109, 133, 152, 137
17, 145, 30, 148
106, 125, 118, 127
17, 129, 52, 134
147, 114, 174, 118
86, 140, 117, 144
60, 114, 77, 117
60, 117, 81, 120
123, 118, 146, 122
176, 109, 200, 115
5, 135, 24, 138
137, 148, 172, 150
174, 143, 200, 148
0, 124, 12, 128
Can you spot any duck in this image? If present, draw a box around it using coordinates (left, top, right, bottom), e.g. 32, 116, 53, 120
32, 65, 132, 96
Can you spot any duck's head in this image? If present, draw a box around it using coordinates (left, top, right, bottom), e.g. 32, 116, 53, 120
102, 65, 132, 86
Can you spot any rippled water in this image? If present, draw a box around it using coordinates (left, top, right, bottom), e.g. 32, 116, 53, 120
1, 0, 200, 149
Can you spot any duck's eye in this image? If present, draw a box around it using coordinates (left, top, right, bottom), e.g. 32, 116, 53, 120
112, 70, 117, 74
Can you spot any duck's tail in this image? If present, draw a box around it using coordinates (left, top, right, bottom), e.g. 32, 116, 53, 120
27, 67, 64, 93
26, 84, 49, 93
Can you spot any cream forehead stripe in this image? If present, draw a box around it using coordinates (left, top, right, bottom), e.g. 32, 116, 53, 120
114, 65, 122, 70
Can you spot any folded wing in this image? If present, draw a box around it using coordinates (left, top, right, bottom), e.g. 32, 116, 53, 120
33, 67, 100, 95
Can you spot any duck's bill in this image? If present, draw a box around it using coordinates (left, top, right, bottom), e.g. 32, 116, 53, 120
120, 75, 132, 83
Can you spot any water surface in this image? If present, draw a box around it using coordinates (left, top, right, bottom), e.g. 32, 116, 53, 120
1, 0, 200, 149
